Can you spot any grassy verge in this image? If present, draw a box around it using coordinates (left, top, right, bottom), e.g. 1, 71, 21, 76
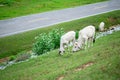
0, 10, 120, 59
0, 30, 120, 80
0, 0, 107, 20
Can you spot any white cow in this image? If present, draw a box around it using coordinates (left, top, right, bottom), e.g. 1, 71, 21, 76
73, 25, 95, 52
59, 31, 76, 55
99, 22, 105, 32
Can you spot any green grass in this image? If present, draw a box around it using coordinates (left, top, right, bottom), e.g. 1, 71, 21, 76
0, 30, 120, 80
0, 10, 120, 59
0, 0, 107, 20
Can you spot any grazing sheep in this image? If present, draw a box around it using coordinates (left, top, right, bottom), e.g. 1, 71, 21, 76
59, 31, 76, 55
99, 22, 105, 32
73, 25, 95, 52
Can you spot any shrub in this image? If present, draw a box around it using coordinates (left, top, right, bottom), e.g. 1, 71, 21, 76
33, 28, 64, 55
9, 55, 16, 61
49, 28, 64, 48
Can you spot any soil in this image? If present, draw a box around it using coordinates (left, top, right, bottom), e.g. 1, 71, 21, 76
75, 61, 94, 71
0, 57, 9, 63
56, 76, 64, 80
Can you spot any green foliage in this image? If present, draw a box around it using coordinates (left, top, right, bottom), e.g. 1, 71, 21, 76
33, 33, 54, 55
49, 28, 65, 48
9, 55, 16, 61
33, 28, 64, 55
0, 0, 15, 6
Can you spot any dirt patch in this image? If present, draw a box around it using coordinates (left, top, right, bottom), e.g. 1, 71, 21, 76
107, 17, 118, 23
56, 62, 94, 80
75, 61, 94, 71
56, 76, 64, 80
0, 57, 9, 63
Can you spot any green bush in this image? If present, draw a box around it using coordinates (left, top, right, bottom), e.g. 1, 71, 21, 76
33, 33, 55, 55
9, 55, 16, 61
49, 28, 65, 48
33, 28, 64, 55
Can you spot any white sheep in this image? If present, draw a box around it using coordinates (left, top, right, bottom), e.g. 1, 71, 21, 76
59, 31, 76, 55
73, 25, 95, 52
99, 22, 105, 32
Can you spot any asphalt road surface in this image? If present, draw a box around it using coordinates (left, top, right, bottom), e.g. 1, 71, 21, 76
0, 0, 120, 37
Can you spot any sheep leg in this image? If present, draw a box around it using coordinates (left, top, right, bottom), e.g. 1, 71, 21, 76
73, 38, 76, 45
59, 43, 65, 55
64, 41, 70, 53
91, 37, 94, 47
88, 38, 91, 48
84, 37, 88, 50
67, 42, 71, 53
89, 37, 93, 47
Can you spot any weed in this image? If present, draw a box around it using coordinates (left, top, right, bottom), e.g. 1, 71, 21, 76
33, 28, 64, 55
15, 51, 31, 62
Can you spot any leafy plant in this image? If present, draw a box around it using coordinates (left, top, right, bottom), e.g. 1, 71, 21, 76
33, 28, 64, 55
9, 55, 16, 61
49, 28, 64, 48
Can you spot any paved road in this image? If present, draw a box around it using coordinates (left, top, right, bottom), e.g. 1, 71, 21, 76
0, 0, 120, 37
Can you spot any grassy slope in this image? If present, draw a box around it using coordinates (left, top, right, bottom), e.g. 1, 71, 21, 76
0, 0, 107, 20
0, 10, 120, 59
0, 31, 120, 80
